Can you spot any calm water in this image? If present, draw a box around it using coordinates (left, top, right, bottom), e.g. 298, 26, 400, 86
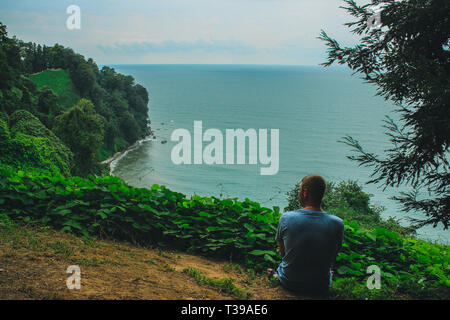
110, 64, 448, 244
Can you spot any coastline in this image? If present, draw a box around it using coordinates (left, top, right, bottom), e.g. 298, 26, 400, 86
101, 131, 156, 175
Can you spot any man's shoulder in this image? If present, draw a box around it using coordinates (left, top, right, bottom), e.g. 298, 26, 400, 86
322, 212, 344, 227
281, 210, 300, 217
280, 210, 344, 226
280, 210, 304, 220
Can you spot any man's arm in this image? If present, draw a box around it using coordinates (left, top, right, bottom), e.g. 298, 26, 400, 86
333, 223, 344, 262
275, 216, 286, 259
278, 241, 285, 258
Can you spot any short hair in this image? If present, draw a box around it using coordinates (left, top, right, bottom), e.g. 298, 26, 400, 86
300, 174, 327, 206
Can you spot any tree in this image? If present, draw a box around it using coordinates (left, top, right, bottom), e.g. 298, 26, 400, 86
319, 0, 449, 228
53, 99, 105, 176
120, 111, 140, 144
35, 86, 58, 128
37, 86, 58, 115
0, 22, 21, 91
70, 60, 95, 97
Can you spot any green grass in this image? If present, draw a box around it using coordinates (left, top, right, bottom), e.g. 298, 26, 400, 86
47, 240, 74, 258
223, 262, 245, 274
29, 69, 80, 109
74, 257, 107, 266
145, 258, 157, 264
183, 267, 251, 299
161, 263, 176, 272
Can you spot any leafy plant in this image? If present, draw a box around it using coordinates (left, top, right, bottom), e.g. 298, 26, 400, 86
0, 111, 73, 175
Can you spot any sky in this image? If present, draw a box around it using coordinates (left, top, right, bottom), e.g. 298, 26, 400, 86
0, 0, 369, 65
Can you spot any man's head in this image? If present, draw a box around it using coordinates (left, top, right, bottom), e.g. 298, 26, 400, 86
299, 174, 326, 208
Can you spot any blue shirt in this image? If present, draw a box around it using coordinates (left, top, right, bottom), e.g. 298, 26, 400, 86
275, 209, 344, 293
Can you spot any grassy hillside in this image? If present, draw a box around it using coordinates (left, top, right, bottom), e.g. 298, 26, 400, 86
0, 217, 290, 300
29, 69, 80, 109
0, 213, 446, 300
0, 166, 448, 299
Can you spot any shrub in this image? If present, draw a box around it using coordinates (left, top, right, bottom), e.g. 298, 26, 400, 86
0, 111, 73, 175
0, 118, 10, 141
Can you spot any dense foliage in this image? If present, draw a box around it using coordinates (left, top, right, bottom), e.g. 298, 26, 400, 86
0, 111, 73, 175
319, 0, 450, 229
53, 99, 105, 176
0, 22, 150, 176
0, 166, 448, 299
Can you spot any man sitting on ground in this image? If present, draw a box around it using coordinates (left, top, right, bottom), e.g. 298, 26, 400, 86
270, 174, 344, 297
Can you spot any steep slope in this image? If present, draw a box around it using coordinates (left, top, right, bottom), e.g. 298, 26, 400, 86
0, 221, 300, 300
29, 69, 81, 109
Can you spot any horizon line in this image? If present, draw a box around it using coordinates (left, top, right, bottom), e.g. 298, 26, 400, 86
99, 63, 347, 68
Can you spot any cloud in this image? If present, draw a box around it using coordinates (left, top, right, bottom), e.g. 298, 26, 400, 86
97, 39, 259, 56
2, 0, 364, 65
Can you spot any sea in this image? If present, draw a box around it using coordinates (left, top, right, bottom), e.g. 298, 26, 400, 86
108, 64, 448, 244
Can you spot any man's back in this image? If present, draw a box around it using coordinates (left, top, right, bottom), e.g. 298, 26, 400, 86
275, 209, 344, 293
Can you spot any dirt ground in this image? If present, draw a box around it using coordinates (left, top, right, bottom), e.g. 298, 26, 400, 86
0, 224, 307, 300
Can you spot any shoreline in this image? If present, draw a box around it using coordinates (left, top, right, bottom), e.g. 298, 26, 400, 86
101, 130, 156, 175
